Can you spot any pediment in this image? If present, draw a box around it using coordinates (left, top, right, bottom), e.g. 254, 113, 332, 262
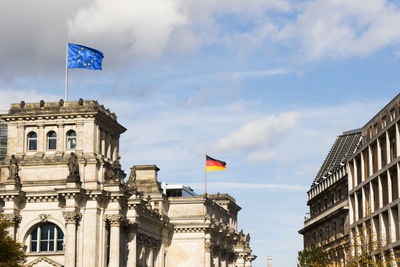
26, 256, 62, 267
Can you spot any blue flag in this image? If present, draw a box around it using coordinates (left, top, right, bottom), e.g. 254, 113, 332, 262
68, 43, 104, 70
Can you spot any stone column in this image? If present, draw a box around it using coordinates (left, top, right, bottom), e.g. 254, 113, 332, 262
2, 213, 21, 240
148, 246, 154, 267
107, 215, 122, 267
126, 225, 137, 267
100, 130, 106, 155
57, 124, 64, 153
220, 249, 227, 267
205, 242, 212, 267
63, 211, 81, 267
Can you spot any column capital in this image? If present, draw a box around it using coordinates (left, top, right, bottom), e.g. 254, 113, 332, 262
205, 241, 213, 252
1, 213, 22, 226
105, 214, 123, 226
63, 211, 81, 224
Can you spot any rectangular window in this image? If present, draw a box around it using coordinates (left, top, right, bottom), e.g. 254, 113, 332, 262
29, 140, 37, 151
30, 228, 37, 252
48, 139, 57, 150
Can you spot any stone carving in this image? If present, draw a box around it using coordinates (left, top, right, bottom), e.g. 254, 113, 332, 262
8, 155, 20, 182
105, 214, 123, 227
20, 101, 25, 108
67, 152, 80, 182
124, 167, 138, 191
245, 233, 250, 245
59, 99, 64, 106
63, 211, 81, 224
2, 213, 22, 225
205, 241, 213, 252
39, 214, 50, 222
104, 158, 125, 183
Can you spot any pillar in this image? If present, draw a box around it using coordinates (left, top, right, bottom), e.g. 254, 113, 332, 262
205, 242, 212, 267
63, 211, 80, 267
107, 215, 122, 267
57, 124, 64, 153
126, 225, 137, 267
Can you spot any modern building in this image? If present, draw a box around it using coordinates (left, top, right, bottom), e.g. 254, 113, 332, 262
299, 129, 361, 266
348, 94, 400, 262
0, 99, 256, 267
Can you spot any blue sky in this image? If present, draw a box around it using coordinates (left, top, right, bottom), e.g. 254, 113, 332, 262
1, 1, 400, 266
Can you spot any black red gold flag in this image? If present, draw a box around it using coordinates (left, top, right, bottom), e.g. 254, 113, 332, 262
206, 155, 227, 171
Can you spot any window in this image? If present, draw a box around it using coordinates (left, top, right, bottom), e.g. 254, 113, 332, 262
30, 223, 64, 253
391, 108, 396, 121
66, 130, 76, 149
382, 116, 387, 127
47, 131, 57, 150
27, 132, 37, 151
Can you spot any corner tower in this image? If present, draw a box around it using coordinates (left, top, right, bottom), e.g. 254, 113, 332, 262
0, 99, 126, 190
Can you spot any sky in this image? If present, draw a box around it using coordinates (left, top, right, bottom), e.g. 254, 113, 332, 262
1, 0, 400, 266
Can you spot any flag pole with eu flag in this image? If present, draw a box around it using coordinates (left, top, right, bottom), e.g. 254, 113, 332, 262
65, 41, 104, 101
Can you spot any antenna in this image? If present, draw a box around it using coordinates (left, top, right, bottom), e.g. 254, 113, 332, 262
268, 256, 271, 267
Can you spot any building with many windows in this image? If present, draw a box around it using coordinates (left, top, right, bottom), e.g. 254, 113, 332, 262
300, 93, 400, 265
0, 99, 256, 267
299, 129, 361, 266
348, 94, 400, 262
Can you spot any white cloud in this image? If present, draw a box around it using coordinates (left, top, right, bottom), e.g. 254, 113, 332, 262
0, 88, 59, 112
215, 112, 301, 162
277, 0, 400, 60
68, 0, 187, 60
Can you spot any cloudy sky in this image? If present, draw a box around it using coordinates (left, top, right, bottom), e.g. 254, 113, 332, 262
1, 0, 400, 266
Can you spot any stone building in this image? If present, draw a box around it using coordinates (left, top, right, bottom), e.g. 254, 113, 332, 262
299, 129, 362, 266
0, 99, 256, 267
347, 94, 400, 262
0, 119, 6, 162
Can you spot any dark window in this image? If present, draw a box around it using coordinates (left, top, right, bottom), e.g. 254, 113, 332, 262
30, 223, 63, 253
47, 131, 57, 150
66, 130, 76, 149
27, 132, 37, 151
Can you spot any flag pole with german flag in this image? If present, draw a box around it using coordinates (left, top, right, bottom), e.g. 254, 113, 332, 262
205, 154, 227, 195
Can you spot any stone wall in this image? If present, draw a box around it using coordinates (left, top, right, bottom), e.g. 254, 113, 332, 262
0, 119, 6, 162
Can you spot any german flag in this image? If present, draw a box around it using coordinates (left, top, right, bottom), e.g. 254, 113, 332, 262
206, 155, 227, 171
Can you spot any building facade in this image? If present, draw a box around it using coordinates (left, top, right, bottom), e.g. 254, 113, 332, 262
299, 130, 362, 266
348, 94, 400, 263
0, 99, 256, 267
0, 119, 6, 162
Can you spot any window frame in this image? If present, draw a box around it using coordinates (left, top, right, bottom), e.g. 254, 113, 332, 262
47, 131, 57, 151
27, 131, 38, 151
29, 223, 64, 254
66, 130, 76, 150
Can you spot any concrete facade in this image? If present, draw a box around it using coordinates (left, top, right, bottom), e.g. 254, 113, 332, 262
299, 130, 362, 266
0, 99, 256, 267
348, 94, 400, 263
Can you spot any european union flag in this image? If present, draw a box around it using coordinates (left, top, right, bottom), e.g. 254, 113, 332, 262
68, 43, 104, 70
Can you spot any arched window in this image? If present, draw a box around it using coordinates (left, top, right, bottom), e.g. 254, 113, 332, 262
66, 130, 76, 149
27, 132, 37, 151
30, 223, 64, 253
47, 131, 57, 150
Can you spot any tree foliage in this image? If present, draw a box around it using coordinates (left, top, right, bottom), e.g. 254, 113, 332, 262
345, 224, 400, 267
0, 216, 26, 267
297, 241, 329, 267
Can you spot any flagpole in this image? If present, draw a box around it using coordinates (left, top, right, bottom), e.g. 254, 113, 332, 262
65, 40, 68, 102
204, 153, 207, 196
